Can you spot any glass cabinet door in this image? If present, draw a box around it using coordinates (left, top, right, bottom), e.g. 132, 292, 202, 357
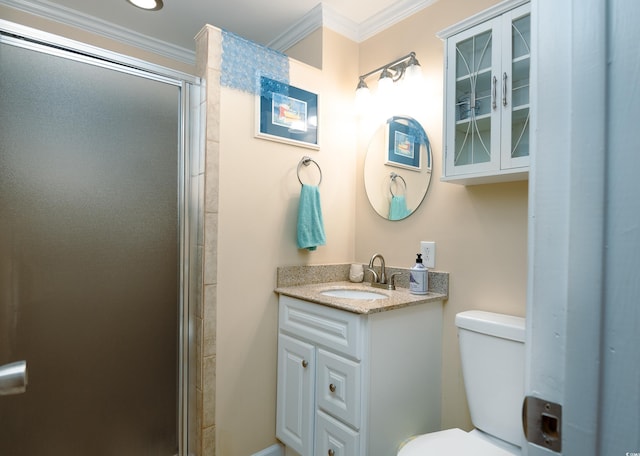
502, 5, 531, 168
441, 2, 531, 183
446, 18, 501, 176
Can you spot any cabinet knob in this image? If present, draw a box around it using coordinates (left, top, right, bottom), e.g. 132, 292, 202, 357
328, 450, 335, 456
301, 360, 308, 368
329, 383, 336, 393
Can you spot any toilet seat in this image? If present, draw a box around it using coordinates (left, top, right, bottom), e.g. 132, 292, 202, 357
398, 428, 520, 456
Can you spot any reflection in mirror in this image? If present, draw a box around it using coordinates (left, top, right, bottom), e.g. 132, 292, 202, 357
364, 116, 432, 220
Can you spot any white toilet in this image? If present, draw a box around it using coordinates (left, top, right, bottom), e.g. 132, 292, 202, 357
399, 310, 526, 455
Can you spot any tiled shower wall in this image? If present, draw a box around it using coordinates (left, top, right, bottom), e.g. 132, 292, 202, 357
193, 25, 221, 455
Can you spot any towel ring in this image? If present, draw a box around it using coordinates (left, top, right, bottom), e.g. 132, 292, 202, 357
389, 172, 407, 197
297, 156, 322, 186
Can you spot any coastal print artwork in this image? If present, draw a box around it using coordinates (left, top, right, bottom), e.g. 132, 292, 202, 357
256, 76, 318, 149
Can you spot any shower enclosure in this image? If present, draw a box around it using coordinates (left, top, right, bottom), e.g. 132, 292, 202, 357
0, 21, 199, 455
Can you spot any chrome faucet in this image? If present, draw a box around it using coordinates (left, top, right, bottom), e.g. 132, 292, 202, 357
369, 253, 387, 284
368, 253, 387, 286
368, 253, 401, 290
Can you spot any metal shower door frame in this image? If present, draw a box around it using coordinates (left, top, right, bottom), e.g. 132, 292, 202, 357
0, 18, 201, 456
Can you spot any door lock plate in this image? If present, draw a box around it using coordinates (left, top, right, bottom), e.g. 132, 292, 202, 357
522, 395, 562, 452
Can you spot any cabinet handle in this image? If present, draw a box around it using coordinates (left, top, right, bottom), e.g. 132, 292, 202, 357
329, 383, 336, 393
301, 360, 308, 368
492, 75, 497, 109
328, 450, 335, 456
502, 72, 508, 107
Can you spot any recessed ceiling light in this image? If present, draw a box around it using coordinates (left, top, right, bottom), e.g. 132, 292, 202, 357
126, 0, 163, 11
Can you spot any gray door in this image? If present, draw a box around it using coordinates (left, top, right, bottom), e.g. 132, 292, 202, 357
0, 36, 180, 455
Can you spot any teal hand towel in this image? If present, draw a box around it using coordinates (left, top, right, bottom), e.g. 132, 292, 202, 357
297, 184, 326, 251
389, 195, 411, 220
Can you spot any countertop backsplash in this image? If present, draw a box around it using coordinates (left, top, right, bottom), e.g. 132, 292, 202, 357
277, 263, 449, 298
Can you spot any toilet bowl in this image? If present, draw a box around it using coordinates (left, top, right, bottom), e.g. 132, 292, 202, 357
398, 429, 520, 455
397, 310, 525, 455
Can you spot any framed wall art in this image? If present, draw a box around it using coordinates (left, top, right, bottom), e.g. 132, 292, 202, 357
385, 117, 423, 171
256, 76, 319, 149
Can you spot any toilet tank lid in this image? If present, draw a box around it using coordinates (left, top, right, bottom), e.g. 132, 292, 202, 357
455, 310, 525, 342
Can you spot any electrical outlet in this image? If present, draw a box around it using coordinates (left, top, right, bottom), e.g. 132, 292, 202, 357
420, 241, 436, 268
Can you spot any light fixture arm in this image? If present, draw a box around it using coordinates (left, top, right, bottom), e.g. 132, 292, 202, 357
357, 52, 419, 83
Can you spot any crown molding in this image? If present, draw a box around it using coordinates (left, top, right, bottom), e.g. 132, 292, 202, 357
358, 0, 438, 42
269, 0, 436, 52
436, 0, 528, 39
0, 0, 196, 64
267, 3, 323, 52
2, 0, 437, 61
321, 4, 360, 43
268, 3, 361, 52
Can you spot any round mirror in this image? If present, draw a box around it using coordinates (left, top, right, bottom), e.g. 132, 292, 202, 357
364, 116, 433, 220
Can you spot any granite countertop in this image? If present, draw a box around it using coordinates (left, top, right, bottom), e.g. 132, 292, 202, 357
275, 281, 446, 315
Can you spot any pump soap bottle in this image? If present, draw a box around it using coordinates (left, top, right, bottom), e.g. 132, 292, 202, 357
410, 253, 428, 295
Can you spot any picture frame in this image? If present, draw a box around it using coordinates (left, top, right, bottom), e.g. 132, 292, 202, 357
384, 117, 423, 171
255, 76, 319, 149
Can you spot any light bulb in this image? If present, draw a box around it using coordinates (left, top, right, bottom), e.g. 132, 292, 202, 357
376, 74, 396, 121
126, 0, 163, 11
404, 62, 422, 83
355, 86, 372, 116
377, 74, 394, 98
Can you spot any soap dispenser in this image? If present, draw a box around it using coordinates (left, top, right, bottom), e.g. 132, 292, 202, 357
409, 253, 428, 295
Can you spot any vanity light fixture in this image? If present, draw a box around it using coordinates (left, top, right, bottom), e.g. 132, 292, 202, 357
126, 0, 164, 11
355, 51, 422, 103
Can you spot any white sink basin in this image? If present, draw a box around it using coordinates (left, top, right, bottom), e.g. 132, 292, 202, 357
320, 288, 388, 300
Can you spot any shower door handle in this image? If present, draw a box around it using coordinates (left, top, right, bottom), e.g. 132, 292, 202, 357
0, 360, 28, 395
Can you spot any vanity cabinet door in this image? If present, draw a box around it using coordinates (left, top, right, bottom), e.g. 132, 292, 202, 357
276, 333, 315, 456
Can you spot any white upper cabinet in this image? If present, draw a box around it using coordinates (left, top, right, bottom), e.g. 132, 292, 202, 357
439, 1, 531, 184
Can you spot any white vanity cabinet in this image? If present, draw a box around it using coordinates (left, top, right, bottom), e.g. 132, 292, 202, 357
276, 295, 442, 456
439, 0, 531, 184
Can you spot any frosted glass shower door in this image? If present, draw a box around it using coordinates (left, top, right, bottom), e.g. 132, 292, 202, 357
0, 38, 180, 455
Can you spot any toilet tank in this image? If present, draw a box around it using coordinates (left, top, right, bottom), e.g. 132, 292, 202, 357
455, 310, 525, 447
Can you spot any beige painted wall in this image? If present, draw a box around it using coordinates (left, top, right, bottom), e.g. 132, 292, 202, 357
355, 0, 528, 431
286, 27, 323, 69
214, 30, 359, 455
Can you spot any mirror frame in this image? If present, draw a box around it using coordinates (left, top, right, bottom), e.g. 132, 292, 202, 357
364, 115, 433, 221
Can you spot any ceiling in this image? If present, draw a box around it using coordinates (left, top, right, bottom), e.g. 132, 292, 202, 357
1, 0, 433, 62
